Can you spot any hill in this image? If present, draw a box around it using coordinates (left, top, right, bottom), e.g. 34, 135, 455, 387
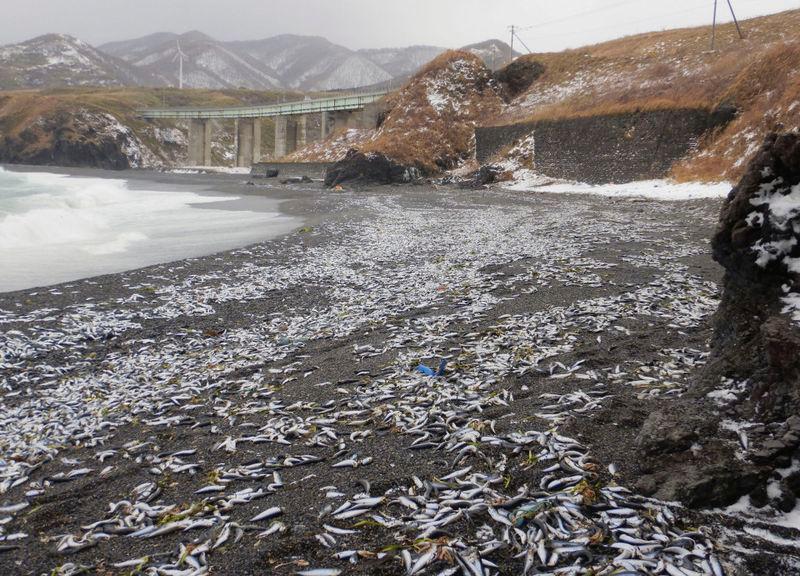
311, 8, 800, 184
491, 9, 800, 182
0, 34, 159, 90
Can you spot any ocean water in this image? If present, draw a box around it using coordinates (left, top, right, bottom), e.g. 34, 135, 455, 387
0, 167, 297, 292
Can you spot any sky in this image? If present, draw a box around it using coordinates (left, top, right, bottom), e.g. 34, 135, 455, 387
3, 0, 798, 51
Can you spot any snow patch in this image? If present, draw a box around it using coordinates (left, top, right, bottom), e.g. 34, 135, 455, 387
505, 176, 732, 201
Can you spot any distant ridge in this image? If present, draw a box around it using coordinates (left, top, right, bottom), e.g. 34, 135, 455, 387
0, 34, 159, 89
98, 32, 519, 91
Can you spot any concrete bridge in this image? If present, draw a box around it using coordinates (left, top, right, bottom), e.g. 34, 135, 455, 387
137, 91, 387, 167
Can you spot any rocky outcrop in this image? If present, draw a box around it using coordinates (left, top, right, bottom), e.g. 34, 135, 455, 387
324, 149, 421, 187
493, 58, 545, 101
633, 133, 800, 510
708, 131, 800, 418
0, 108, 159, 170
326, 51, 503, 185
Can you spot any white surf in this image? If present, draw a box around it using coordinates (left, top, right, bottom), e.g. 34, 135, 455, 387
0, 167, 296, 292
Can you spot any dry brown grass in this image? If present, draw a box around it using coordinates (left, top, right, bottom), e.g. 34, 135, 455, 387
486, 8, 800, 181
360, 51, 503, 174
675, 42, 800, 182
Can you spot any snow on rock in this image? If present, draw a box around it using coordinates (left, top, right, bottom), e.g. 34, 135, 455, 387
84, 112, 161, 169
723, 133, 800, 322
0, 34, 153, 89
708, 132, 800, 423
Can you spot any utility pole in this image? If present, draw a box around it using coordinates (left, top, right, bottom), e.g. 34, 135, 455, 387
727, 0, 745, 41
711, 0, 718, 50
509, 25, 515, 64
712, 0, 745, 50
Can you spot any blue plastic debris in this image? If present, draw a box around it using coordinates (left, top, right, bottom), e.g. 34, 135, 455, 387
415, 359, 447, 377
416, 364, 435, 377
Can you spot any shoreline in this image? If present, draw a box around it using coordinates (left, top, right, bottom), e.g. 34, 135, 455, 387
0, 176, 797, 575
0, 165, 324, 294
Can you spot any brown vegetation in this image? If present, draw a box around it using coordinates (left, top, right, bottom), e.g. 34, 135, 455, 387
359, 51, 503, 174
490, 9, 800, 182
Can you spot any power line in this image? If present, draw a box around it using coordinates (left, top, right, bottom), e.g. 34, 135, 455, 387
517, 0, 647, 31
514, 0, 768, 43
519, 3, 722, 40
513, 29, 533, 54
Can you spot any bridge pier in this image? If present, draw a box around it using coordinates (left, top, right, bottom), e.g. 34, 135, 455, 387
296, 115, 308, 150
188, 119, 212, 166
321, 112, 330, 139
275, 116, 301, 158
327, 103, 383, 134
275, 115, 311, 158
236, 118, 261, 167
274, 116, 288, 158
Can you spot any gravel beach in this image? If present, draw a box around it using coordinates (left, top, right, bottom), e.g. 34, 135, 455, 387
0, 172, 796, 575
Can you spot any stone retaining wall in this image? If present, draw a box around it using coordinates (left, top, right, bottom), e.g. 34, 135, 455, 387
475, 107, 735, 184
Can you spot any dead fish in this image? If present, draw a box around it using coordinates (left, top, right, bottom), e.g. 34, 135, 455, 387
250, 507, 282, 522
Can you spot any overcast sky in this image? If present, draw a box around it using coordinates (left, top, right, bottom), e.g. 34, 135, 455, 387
3, 0, 798, 50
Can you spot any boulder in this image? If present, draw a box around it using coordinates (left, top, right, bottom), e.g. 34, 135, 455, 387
324, 149, 421, 187
457, 165, 505, 189
632, 133, 800, 510
636, 409, 703, 457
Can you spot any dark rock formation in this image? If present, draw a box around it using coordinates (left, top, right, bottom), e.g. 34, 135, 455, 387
455, 165, 505, 189
324, 149, 422, 187
708, 131, 800, 419
632, 133, 800, 510
0, 108, 147, 170
493, 58, 545, 100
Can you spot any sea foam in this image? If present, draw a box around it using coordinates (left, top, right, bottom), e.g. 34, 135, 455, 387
0, 167, 296, 291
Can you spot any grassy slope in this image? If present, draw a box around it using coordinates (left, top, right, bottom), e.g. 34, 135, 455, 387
495, 9, 800, 181
0, 88, 300, 166
361, 51, 503, 173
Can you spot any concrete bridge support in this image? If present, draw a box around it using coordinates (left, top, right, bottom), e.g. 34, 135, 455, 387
188, 119, 212, 166
271, 104, 384, 158
321, 112, 330, 139
235, 118, 261, 167
274, 115, 310, 158
296, 115, 308, 150
274, 116, 289, 158
326, 103, 384, 135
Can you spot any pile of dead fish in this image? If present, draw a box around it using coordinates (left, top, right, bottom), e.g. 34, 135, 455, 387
0, 193, 740, 574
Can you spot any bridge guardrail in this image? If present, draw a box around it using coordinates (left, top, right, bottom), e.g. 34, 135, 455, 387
137, 91, 388, 120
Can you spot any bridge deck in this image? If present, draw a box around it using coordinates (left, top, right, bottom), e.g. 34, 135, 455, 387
137, 91, 387, 120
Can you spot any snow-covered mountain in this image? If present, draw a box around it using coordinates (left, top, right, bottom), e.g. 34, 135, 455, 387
0, 34, 158, 89
0, 32, 518, 91
229, 35, 392, 91
100, 32, 518, 91
463, 39, 517, 70
101, 31, 281, 90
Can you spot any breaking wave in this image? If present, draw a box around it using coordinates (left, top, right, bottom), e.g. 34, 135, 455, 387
0, 167, 296, 291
